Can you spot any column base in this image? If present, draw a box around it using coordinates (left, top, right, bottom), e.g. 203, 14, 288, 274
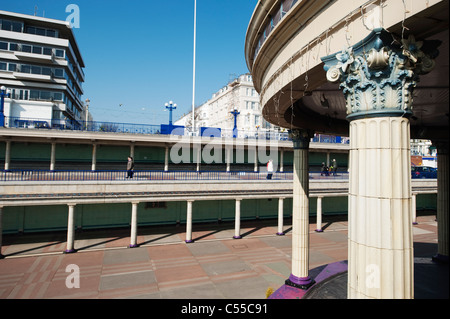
276, 232, 285, 236
64, 249, 77, 254
285, 274, 315, 290
233, 235, 242, 239
432, 253, 449, 264
185, 240, 194, 244
315, 229, 323, 233
128, 244, 139, 248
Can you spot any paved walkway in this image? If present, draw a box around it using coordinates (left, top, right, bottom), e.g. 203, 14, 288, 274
0, 214, 446, 299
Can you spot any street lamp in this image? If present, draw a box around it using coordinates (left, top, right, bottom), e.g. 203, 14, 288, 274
84, 98, 90, 130
165, 101, 177, 126
1, 86, 11, 127
230, 108, 240, 138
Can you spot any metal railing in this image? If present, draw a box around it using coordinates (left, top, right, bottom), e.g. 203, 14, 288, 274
0, 169, 351, 182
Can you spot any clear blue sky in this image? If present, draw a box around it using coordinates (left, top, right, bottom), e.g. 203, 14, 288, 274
2, 0, 257, 124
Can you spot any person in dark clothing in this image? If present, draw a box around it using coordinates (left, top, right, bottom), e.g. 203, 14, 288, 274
126, 156, 134, 179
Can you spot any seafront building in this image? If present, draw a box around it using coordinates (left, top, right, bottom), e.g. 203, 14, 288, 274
0, 10, 86, 129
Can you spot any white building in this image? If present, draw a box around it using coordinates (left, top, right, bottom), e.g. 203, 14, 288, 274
0, 10, 86, 129
176, 73, 280, 136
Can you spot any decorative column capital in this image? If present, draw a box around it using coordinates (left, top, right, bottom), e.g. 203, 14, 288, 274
289, 129, 314, 149
322, 28, 441, 121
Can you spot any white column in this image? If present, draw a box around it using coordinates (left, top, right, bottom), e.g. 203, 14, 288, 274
433, 141, 449, 263
185, 200, 194, 243
277, 197, 285, 236
65, 204, 77, 253
287, 129, 314, 289
50, 142, 56, 171
412, 194, 418, 225
280, 149, 284, 173
226, 147, 231, 172
129, 202, 139, 248
315, 196, 323, 232
164, 146, 169, 172
91, 144, 97, 171
4, 140, 11, 171
130, 143, 135, 159
348, 117, 413, 299
254, 150, 258, 172
0, 206, 3, 258
196, 145, 201, 172
234, 199, 242, 239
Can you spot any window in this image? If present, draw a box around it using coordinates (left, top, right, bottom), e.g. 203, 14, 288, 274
40, 91, 51, 100
12, 21, 23, 32
55, 49, 64, 58
22, 45, 32, 53
43, 47, 52, 56
8, 63, 16, 72
0, 41, 7, 50
54, 68, 64, 78
32, 46, 42, 54
42, 67, 52, 76
21, 65, 31, 73
31, 65, 41, 74
53, 92, 63, 101
30, 90, 39, 99
46, 29, 56, 37
1, 20, 12, 31
9, 43, 18, 51
36, 28, 46, 36
0, 62, 6, 71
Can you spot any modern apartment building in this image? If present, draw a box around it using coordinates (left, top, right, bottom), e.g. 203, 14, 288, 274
0, 10, 86, 129
176, 73, 279, 136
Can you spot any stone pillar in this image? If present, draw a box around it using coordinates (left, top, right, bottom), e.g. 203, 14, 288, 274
280, 149, 284, 173
226, 147, 232, 172
130, 143, 135, 159
234, 199, 242, 239
91, 144, 97, 171
286, 129, 314, 289
322, 28, 440, 299
315, 196, 323, 232
65, 204, 77, 253
0, 206, 4, 259
50, 142, 56, 171
412, 193, 418, 225
4, 140, 11, 171
254, 149, 258, 172
277, 197, 285, 236
164, 146, 169, 172
196, 145, 201, 172
129, 202, 139, 248
433, 141, 449, 263
185, 200, 194, 243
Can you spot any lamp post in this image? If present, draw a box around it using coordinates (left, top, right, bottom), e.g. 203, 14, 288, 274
230, 108, 240, 138
84, 98, 90, 130
1, 86, 11, 127
165, 101, 177, 127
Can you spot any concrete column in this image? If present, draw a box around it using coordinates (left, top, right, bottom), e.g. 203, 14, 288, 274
233, 199, 242, 239
0, 206, 4, 259
280, 149, 284, 173
412, 194, 418, 225
226, 147, 232, 172
322, 28, 441, 298
65, 204, 77, 253
130, 143, 135, 159
196, 145, 201, 172
91, 144, 97, 171
164, 146, 169, 172
185, 200, 194, 243
433, 141, 449, 263
4, 140, 11, 171
254, 149, 258, 172
50, 142, 56, 171
286, 129, 314, 289
315, 196, 323, 232
129, 202, 139, 248
277, 197, 285, 236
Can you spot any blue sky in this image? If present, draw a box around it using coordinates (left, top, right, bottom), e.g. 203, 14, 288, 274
2, 0, 257, 124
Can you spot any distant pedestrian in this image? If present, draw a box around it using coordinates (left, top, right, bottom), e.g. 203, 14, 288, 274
126, 156, 134, 179
321, 162, 326, 176
332, 158, 338, 176
267, 159, 274, 180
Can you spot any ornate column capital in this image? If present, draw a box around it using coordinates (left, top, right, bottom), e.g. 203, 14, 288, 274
289, 129, 314, 149
322, 28, 441, 121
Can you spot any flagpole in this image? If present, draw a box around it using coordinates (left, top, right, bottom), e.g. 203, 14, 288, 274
191, 0, 197, 135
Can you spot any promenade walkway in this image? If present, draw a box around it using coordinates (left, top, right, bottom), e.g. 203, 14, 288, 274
0, 213, 446, 300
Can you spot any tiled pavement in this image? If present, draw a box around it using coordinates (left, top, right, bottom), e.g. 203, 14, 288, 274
0, 214, 445, 299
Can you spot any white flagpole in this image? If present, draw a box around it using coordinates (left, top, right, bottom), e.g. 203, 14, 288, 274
191, 0, 197, 134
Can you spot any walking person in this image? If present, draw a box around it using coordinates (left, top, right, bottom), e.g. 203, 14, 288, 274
332, 158, 338, 176
126, 156, 135, 179
266, 159, 274, 180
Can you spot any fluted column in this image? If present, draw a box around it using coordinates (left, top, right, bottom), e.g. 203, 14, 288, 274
433, 141, 449, 263
322, 28, 440, 299
286, 129, 314, 289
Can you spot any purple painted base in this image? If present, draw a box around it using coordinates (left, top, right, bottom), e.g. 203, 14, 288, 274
64, 249, 77, 254
128, 244, 139, 248
276, 232, 285, 236
315, 229, 323, 233
185, 240, 194, 243
233, 235, 242, 239
269, 260, 348, 299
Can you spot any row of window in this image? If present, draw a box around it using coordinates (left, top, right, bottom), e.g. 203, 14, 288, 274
9, 88, 64, 102
0, 40, 65, 58
0, 60, 64, 78
0, 18, 59, 38
253, 0, 298, 61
